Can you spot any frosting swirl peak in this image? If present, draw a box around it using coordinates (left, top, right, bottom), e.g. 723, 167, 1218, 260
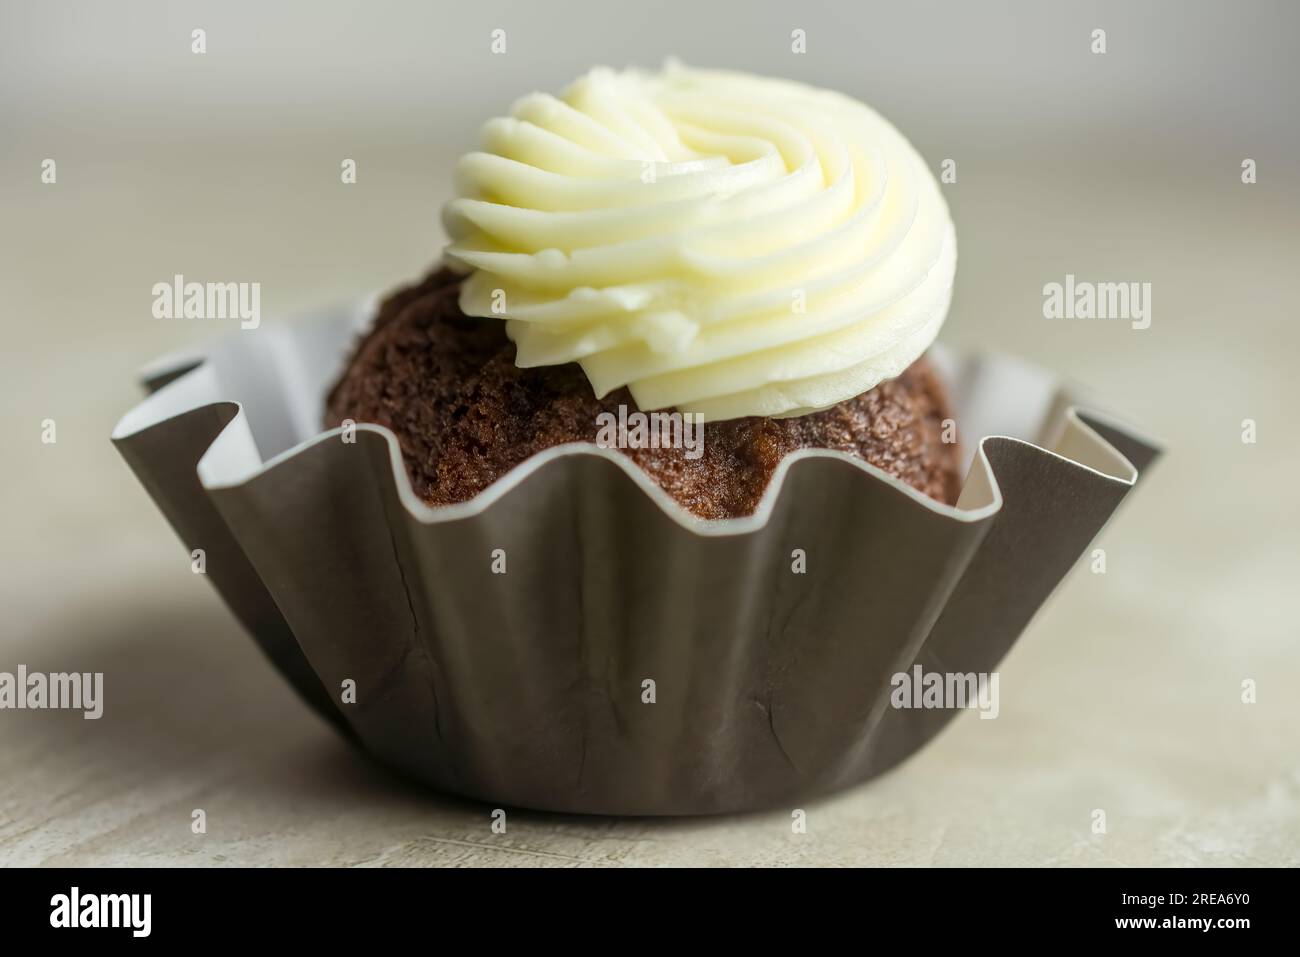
443, 63, 956, 420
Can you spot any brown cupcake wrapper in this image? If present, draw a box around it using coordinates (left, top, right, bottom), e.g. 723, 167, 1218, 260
112, 300, 1159, 814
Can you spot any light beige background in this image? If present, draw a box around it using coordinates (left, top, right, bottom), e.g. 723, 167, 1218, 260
1, 0, 1297, 866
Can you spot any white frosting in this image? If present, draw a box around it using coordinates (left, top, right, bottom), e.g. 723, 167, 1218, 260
443, 62, 956, 420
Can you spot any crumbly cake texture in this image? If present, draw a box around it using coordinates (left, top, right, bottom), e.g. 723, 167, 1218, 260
325, 269, 963, 520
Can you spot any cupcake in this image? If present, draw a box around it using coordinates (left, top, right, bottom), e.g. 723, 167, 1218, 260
327, 63, 961, 519
114, 62, 1157, 815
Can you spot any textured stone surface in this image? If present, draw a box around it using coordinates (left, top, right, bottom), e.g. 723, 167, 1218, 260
2, 145, 1297, 866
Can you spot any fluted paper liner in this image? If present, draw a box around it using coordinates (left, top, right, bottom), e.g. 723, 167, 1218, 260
112, 300, 1159, 815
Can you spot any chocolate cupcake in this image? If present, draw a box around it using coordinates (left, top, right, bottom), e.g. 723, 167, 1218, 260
328, 63, 961, 517
326, 269, 960, 519
115, 61, 1157, 815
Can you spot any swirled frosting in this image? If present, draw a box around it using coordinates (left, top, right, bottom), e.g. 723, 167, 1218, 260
442, 62, 956, 420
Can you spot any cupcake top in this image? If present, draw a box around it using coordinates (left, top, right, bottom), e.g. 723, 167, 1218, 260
442, 62, 956, 421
